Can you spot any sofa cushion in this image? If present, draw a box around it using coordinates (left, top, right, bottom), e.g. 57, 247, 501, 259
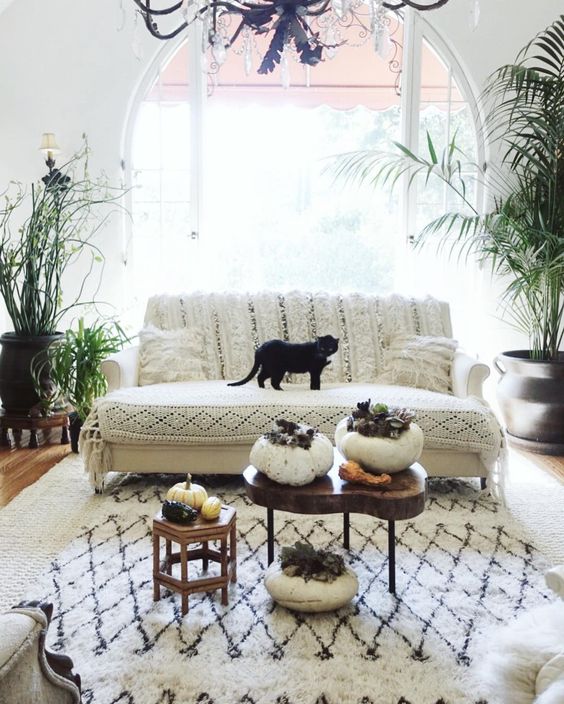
376, 335, 458, 394
91, 381, 502, 470
138, 325, 207, 386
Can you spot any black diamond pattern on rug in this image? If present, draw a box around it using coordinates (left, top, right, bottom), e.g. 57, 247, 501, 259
32, 474, 550, 704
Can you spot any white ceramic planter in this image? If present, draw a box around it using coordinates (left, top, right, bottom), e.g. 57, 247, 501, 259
334, 418, 424, 474
264, 562, 358, 612
249, 432, 334, 486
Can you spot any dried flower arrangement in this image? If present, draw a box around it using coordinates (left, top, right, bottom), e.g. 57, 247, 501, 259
264, 419, 318, 450
346, 400, 416, 439
280, 541, 346, 583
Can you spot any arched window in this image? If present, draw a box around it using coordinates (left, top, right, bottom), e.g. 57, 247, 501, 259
124, 11, 479, 322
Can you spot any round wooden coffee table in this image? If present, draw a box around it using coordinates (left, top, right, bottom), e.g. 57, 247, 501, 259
243, 450, 427, 594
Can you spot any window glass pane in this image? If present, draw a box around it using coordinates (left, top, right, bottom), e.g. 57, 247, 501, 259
201, 16, 403, 293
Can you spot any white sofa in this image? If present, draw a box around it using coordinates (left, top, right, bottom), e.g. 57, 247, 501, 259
81, 291, 504, 492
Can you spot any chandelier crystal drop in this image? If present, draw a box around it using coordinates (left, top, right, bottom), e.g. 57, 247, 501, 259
132, 0, 456, 76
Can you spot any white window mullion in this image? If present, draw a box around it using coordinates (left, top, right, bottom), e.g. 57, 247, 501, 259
188, 22, 205, 243
400, 8, 422, 247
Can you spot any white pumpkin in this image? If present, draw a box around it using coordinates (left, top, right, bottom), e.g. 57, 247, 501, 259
264, 562, 358, 612
334, 418, 424, 474
166, 473, 208, 508
250, 432, 333, 486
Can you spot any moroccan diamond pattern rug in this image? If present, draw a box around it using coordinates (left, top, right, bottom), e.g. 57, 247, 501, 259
17, 466, 553, 704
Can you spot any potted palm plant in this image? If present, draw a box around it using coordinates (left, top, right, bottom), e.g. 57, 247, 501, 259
33, 318, 129, 452
332, 16, 564, 453
0, 140, 124, 416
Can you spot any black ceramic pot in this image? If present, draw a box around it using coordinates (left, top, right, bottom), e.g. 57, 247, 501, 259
0, 332, 63, 415
69, 412, 82, 454
494, 350, 564, 454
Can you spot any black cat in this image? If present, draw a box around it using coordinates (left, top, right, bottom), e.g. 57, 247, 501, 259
228, 335, 339, 390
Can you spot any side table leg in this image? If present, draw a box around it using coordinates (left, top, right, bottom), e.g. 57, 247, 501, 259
343, 513, 350, 550
153, 534, 160, 602
230, 521, 237, 583
0, 427, 10, 447
267, 508, 274, 565
61, 421, 69, 445
202, 540, 209, 571
180, 543, 188, 616
221, 536, 228, 605
388, 520, 396, 594
28, 429, 38, 449
165, 540, 172, 575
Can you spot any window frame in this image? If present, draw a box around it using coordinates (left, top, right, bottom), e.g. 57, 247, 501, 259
121, 9, 483, 293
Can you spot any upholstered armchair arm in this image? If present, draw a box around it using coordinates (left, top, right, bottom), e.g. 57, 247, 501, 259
451, 351, 490, 399
101, 346, 140, 392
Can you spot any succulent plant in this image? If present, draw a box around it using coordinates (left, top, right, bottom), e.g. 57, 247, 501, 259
279, 541, 346, 583
264, 419, 318, 450
346, 399, 416, 439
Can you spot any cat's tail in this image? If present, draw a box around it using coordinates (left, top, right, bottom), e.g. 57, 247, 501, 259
227, 358, 260, 387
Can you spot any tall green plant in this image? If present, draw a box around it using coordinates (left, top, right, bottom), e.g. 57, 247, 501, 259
332, 15, 564, 361
0, 140, 125, 336
34, 318, 129, 421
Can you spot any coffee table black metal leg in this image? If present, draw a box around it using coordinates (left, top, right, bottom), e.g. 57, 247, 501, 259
343, 513, 350, 550
388, 520, 396, 594
267, 508, 274, 565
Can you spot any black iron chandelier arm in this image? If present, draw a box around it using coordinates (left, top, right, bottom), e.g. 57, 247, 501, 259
298, 0, 334, 18
132, 0, 185, 16
382, 0, 449, 10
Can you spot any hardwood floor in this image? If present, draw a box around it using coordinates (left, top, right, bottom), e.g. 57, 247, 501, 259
0, 430, 71, 508
0, 434, 562, 509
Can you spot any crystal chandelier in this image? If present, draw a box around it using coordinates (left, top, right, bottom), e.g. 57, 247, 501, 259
132, 0, 452, 75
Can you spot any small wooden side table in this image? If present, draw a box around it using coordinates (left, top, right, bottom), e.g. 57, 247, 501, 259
0, 411, 69, 449
152, 505, 237, 616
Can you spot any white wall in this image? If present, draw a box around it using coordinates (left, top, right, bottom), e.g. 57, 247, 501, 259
0, 0, 561, 356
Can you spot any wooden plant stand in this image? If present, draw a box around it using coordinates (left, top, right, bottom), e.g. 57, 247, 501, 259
153, 505, 237, 616
0, 411, 69, 449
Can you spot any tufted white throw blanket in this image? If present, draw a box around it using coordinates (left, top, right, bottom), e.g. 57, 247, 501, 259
81, 291, 505, 494
143, 291, 448, 384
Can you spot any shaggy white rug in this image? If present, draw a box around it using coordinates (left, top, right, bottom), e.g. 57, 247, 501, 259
0, 456, 559, 704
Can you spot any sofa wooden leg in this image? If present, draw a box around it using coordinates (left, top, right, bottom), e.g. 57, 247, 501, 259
480, 477, 487, 490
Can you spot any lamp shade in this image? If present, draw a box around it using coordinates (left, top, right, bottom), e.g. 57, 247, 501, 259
39, 132, 60, 155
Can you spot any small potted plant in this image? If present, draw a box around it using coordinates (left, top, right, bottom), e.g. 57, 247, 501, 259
249, 419, 334, 486
335, 400, 423, 473
33, 318, 129, 452
264, 541, 358, 612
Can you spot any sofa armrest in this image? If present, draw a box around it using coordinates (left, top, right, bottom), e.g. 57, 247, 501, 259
101, 346, 140, 392
451, 351, 490, 399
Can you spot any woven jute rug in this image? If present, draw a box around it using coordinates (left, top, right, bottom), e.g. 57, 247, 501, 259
0, 455, 558, 704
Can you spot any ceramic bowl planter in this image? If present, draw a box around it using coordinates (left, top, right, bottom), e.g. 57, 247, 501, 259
265, 562, 358, 612
250, 419, 333, 486
335, 418, 424, 473
335, 400, 423, 474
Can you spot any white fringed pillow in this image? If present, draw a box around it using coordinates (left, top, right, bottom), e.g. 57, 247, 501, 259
138, 325, 207, 386
376, 335, 458, 394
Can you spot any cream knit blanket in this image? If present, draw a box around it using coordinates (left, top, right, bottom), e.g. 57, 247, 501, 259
82, 381, 505, 494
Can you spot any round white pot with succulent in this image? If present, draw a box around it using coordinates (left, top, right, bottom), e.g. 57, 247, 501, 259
335, 400, 424, 474
250, 419, 333, 486
264, 542, 358, 613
